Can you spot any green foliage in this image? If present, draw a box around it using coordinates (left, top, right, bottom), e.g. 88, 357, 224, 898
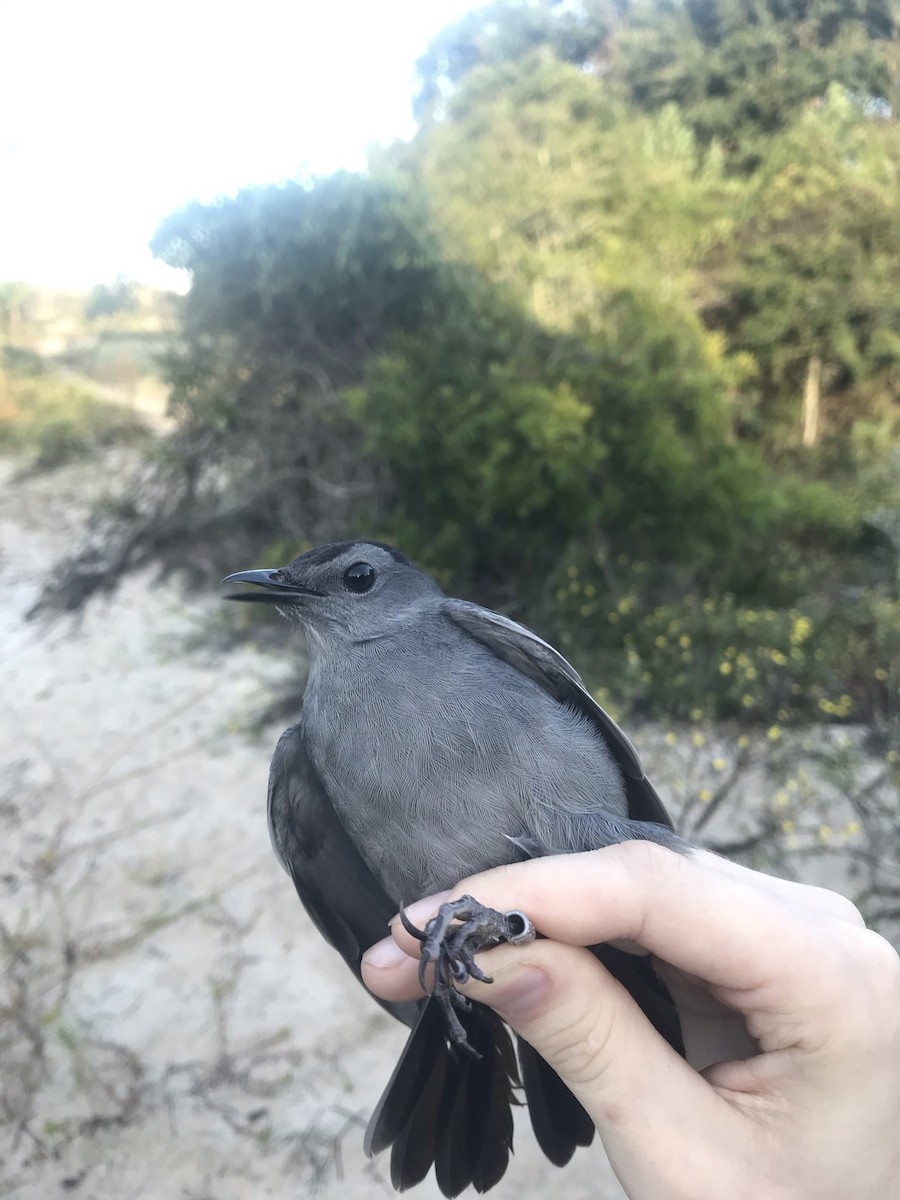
350, 279, 772, 589
413, 0, 898, 162
553, 555, 899, 725
700, 88, 900, 438
414, 55, 736, 322
414, 0, 617, 120
611, 0, 898, 156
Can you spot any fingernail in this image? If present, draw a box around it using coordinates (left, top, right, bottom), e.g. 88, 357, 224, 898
389, 890, 453, 928
362, 938, 409, 969
488, 965, 550, 1024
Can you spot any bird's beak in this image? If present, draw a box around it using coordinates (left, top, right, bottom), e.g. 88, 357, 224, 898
220, 568, 325, 604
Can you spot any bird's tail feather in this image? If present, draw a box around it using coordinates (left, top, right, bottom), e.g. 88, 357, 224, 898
366, 949, 681, 1196
366, 999, 517, 1197
517, 1037, 595, 1165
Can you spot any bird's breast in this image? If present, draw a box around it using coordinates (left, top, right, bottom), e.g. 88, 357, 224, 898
301, 642, 621, 902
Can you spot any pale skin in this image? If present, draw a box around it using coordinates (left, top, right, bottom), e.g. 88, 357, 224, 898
361, 843, 900, 1200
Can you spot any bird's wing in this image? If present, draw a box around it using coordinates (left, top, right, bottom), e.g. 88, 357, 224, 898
270, 720, 523, 1191
442, 598, 673, 829
267, 721, 421, 1028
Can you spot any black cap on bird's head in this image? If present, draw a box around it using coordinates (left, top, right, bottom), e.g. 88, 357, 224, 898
222, 540, 442, 641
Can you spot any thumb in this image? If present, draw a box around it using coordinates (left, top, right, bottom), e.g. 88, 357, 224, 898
460, 939, 734, 1196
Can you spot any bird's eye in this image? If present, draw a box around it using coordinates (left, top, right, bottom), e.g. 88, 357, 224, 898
343, 561, 376, 593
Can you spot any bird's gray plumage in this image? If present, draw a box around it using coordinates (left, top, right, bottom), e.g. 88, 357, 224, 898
224, 539, 684, 1197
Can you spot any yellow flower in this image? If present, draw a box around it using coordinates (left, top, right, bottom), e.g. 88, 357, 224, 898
789, 615, 812, 645
641, 671, 653, 683
842, 820, 861, 839
767, 725, 781, 741
692, 732, 705, 747
608, 611, 620, 624
556, 588, 568, 601
819, 824, 832, 842
744, 666, 758, 681
770, 651, 787, 666
664, 731, 677, 746
699, 789, 712, 803
742, 694, 755, 707
887, 750, 898, 764
712, 757, 726, 772
774, 790, 789, 808
719, 661, 733, 676
737, 735, 750, 749
654, 635, 667, 648
690, 708, 704, 722
781, 819, 795, 833
584, 583, 596, 599
579, 604, 593, 618
567, 564, 579, 579
679, 634, 691, 648
874, 667, 888, 682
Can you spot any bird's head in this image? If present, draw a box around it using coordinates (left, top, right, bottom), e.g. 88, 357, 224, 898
222, 540, 443, 648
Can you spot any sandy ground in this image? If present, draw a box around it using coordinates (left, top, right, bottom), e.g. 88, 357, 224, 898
0, 458, 625, 1200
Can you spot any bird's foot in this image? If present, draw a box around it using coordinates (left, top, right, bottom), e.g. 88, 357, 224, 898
399, 895, 536, 1058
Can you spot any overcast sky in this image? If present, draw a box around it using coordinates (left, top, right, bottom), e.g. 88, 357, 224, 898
0, 0, 484, 289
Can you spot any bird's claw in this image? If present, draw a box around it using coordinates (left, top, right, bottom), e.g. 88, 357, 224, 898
399, 895, 536, 1058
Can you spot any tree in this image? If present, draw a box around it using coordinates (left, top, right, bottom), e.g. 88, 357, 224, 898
613, 0, 898, 158
700, 88, 900, 444
407, 52, 740, 330
414, 0, 620, 120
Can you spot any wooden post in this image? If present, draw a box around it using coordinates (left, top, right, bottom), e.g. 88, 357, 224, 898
801, 355, 822, 447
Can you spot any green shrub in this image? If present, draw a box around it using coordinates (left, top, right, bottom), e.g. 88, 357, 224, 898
0, 369, 147, 471
551, 553, 898, 726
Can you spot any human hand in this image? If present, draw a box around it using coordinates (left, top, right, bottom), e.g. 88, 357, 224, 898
361, 843, 900, 1200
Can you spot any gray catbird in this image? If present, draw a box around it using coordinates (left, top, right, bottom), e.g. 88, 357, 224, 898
223, 540, 684, 1197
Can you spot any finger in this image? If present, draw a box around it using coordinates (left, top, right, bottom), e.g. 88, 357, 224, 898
390, 844, 853, 1020
362, 935, 427, 1001
453, 937, 748, 1196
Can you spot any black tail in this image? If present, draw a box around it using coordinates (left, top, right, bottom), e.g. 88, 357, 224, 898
366, 949, 682, 1195
366, 999, 518, 1196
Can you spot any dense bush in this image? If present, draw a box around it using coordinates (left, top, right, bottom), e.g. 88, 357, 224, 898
552, 552, 898, 726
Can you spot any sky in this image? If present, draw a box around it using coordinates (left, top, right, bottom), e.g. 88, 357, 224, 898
0, 0, 485, 290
